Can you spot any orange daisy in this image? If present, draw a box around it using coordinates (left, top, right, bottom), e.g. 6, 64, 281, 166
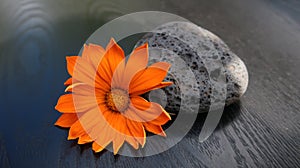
55, 38, 172, 154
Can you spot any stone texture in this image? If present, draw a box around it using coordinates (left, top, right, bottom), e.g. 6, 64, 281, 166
135, 22, 248, 113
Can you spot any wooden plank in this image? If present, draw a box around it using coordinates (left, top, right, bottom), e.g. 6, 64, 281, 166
0, 137, 11, 168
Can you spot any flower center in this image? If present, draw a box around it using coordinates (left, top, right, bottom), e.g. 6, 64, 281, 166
105, 88, 129, 112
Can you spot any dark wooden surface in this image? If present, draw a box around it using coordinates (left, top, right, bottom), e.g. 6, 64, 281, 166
0, 0, 299, 167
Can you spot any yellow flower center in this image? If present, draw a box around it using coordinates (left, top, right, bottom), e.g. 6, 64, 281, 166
105, 88, 129, 112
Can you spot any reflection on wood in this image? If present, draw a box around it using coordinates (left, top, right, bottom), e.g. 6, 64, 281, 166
0, 137, 11, 168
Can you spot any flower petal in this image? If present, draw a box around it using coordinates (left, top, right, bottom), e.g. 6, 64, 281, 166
65, 83, 96, 96
104, 112, 130, 135
102, 112, 139, 154
77, 44, 111, 90
143, 123, 166, 137
68, 107, 107, 140
66, 56, 78, 76
64, 78, 73, 86
109, 114, 127, 154
92, 142, 105, 153
123, 108, 143, 123
111, 58, 126, 89
68, 120, 86, 140
126, 44, 149, 77
96, 38, 125, 86
82, 44, 105, 70
55, 94, 99, 113
130, 82, 173, 96
78, 134, 93, 144
65, 83, 107, 102
78, 106, 108, 134
116, 43, 148, 89
93, 121, 115, 152
125, 136, 139, 150
113, 135, 125, 155
54, 113, 78, 128
129, 62, 171, 94
126, 119, 146, 147
72, 57, 97, 85
55, 94, 76, 113
80, 106, 114, 151
126, 96, 171, 125
70, 57, 110, 92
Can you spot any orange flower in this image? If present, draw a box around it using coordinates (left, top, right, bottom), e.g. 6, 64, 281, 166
55, 38, 172, 154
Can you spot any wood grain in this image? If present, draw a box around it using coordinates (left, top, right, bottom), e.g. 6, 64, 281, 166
0, 137, 10, 168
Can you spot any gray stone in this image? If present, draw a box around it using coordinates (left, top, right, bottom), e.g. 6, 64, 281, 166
135, 22, 248, 113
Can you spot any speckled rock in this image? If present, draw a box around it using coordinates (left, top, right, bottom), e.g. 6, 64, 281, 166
135, 22, 248, 113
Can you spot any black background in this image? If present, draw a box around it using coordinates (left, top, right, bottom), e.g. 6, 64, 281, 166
0, 0, 299, 167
